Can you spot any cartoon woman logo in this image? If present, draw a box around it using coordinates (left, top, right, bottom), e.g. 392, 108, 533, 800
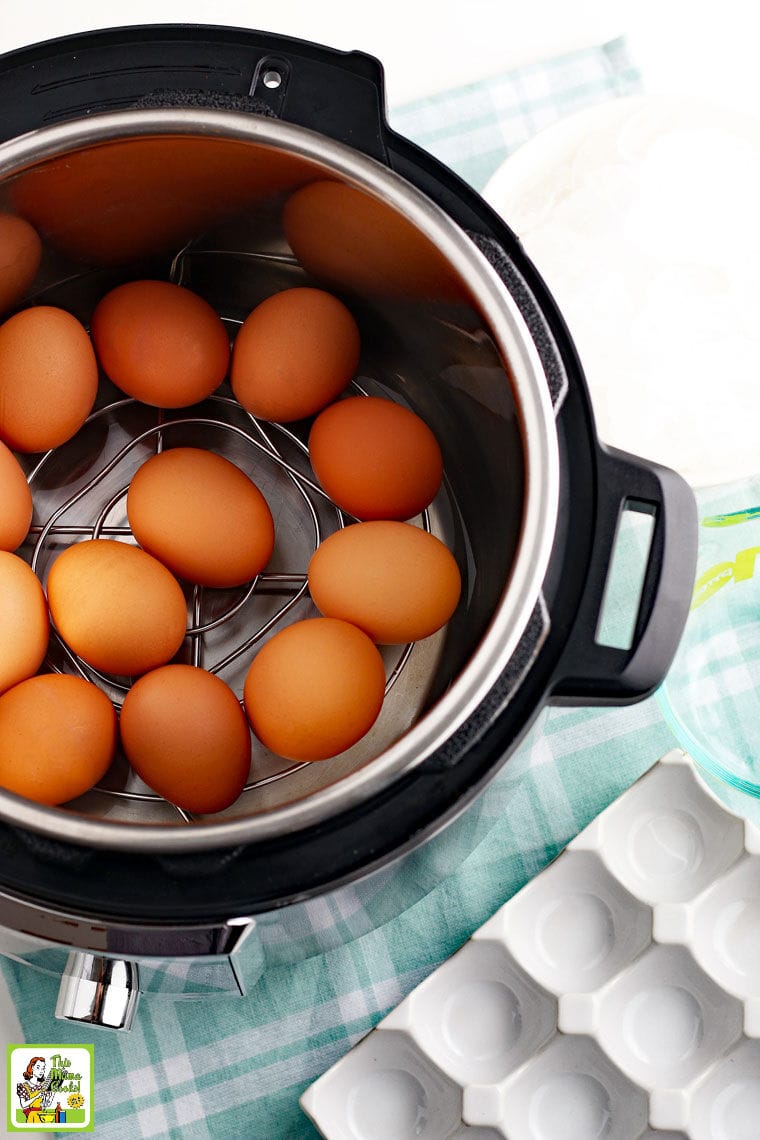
15, 1056, 54, 1124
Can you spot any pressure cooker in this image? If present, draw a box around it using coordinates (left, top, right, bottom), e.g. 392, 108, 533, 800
0, 24, 697, 1030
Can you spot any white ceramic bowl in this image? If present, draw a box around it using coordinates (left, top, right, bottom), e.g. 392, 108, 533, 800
483, 94, 760, 488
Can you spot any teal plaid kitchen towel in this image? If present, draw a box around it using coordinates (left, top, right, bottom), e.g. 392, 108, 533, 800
390, 36, 640, 193
0, 35, 661, 1140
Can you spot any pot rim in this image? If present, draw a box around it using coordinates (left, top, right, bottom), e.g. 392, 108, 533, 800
0, 108, 560, 851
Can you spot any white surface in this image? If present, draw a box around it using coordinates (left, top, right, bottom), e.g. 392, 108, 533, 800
302, 751, 760, 1138
625, 0, 760, 119
484, 94, 760, 486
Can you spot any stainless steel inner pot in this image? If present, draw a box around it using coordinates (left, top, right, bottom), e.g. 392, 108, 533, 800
0, 110, 559, 851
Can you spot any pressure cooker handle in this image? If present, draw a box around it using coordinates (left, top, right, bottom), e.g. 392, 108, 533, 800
551, 445, 697, 705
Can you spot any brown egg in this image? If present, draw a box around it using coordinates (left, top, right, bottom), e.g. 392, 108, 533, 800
244, 617, 385, 761
0, 213, 42, 315
47, 539, 187, 676
91, 280, 230, 408
308, 521, 461, 644
309, 396, 444, 520
0, 552, 49, 695
120, 665, 251, 814
283, 181, 466, 301
10, 135, 313, 266
0, 441, 33, 551
0, 306, 99, 452
0, 673, 117, 806
231, 287, 360, 422
127, 447, 275, 587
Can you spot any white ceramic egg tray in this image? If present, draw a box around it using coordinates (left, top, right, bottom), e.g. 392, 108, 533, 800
300, 749, 760, 1140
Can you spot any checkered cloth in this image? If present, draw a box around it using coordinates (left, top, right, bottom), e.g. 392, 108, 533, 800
0, 36, 679, 1140
391, 36, 639, 191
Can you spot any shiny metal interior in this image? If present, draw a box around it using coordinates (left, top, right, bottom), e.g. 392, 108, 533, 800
0, 112, 559, 849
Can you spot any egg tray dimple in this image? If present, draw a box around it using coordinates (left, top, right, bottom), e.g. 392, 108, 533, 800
301, 750, 760, 1139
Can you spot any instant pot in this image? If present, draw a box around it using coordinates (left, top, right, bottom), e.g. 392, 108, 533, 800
0, 25, 697, 1030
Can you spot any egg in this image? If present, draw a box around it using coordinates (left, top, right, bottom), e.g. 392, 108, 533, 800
309, 396, 444, 520
0, 440, 33, 551
308, 521, 461, 644
10, 136, 312, 266
0, 213, 42, 315
244, 617, 386, 761
231, 287, 360, 422
0, 551, 49, 695
283, 181, 466, 301
127, 447, 275, 587
0, 306, 99, 452
0, 673, 117, 806
120, 665, 251, 814
46, 539, 187, 676
90, 280, 230, 408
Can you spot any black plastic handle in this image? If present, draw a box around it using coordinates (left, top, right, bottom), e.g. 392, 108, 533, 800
551, 444, 697, 705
